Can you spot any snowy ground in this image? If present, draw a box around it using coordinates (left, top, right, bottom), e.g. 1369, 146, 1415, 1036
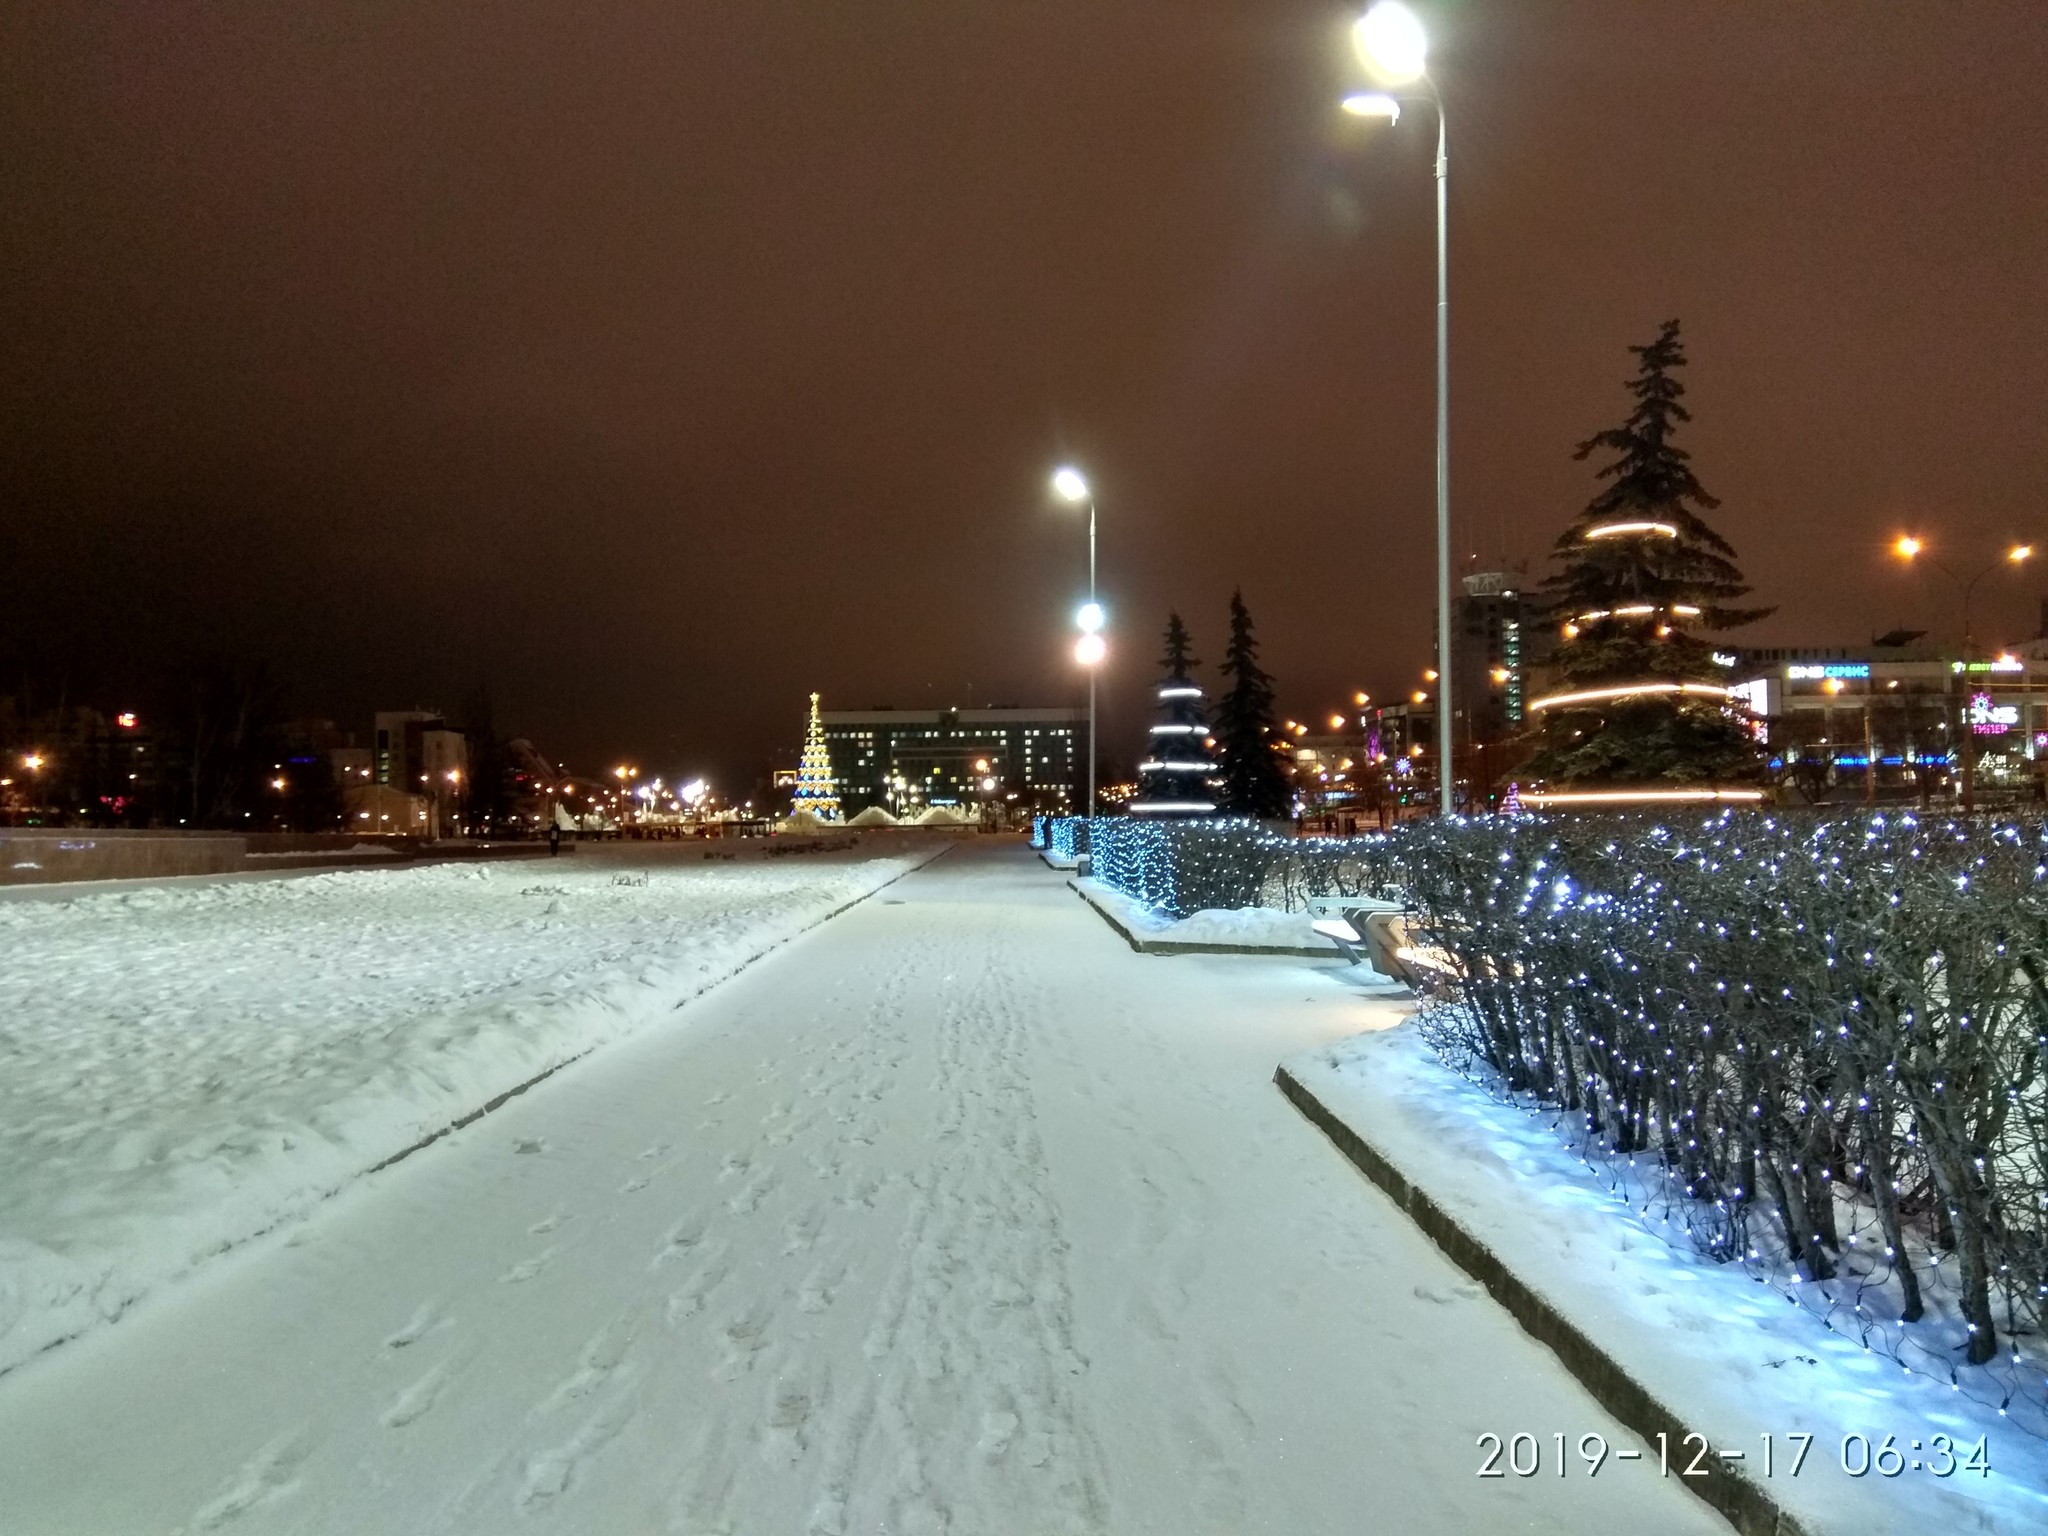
0, 839, 935, 1378
1287, 1029, 2048, 1535
0, 841, 1731, 1534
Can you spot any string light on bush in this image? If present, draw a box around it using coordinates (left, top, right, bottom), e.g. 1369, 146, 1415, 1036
1038, 807, 2048, 1435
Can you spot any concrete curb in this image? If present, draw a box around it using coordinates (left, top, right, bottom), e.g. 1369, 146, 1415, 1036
1065, 877, 1338, 959
1273, 1062, 1807, 1536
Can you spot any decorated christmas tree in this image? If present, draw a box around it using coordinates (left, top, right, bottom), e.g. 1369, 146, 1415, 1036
1526, 320, 1768, 787
791, 692, 842, 820
1214, 590, 1294, 818
1132, 612, 1219, 816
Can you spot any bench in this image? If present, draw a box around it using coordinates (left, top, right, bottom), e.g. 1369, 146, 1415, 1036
1303, 894, 1418, 983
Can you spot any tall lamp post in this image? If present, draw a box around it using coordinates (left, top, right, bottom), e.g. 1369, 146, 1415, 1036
1892, 535, 2032, 814
1342, 2, 1453, 816
1053, 465, 1104, 817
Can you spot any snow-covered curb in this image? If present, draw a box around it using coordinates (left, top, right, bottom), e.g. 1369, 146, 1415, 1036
1278, 1028, 2048, 1536
0, 847, 941, 1379
1068, 876, 1350, 959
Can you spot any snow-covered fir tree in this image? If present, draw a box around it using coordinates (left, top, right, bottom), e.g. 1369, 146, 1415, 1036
1131, 612, 1219, 816
1214, 591, 1293, 818
1527, 320, 1768, 785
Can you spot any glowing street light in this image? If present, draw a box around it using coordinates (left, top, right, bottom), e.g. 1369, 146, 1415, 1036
1341, 1, 1452, 815
1353, 1, 1428, 82
1052, 464, 1102, 815
22, 753, 44, 771
1340, 92, 1400, 122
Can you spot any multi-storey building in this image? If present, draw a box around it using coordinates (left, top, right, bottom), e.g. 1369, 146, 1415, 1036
818, 706, 1084, 816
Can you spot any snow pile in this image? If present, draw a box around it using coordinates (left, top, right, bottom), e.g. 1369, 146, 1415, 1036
776, 810, 835, 834
1076, 876, 1380, 958
1286, 1027, 2048, 1533
910, 805, 968, 826
0, 849, 926, 1376
846, 805, 898, 827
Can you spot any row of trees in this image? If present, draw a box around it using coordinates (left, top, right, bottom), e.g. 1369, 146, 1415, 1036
1117, 321, 1769, 816
1129, 593, 1294, 819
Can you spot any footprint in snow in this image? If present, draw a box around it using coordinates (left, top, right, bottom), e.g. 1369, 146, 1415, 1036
512, 1137, 546, 1155
190, 1429, 312, 1529
381, 1364, 451, 1429
500, 1248, 556, 1285
620, 1176, 650, 1194
1411, 1280, 1486, 1305
384, 1302, 442, 1350
761, 1378, 817, 1466
529, 1211, 566, 1235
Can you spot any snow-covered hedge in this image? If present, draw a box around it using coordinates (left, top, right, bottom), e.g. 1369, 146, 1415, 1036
1044, 816, 1392, 917
1047, 810, 2048, 1431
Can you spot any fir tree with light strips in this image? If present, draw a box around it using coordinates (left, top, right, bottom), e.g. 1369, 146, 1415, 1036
1527, 320, 1769, 786
1131, 612, 1219, 816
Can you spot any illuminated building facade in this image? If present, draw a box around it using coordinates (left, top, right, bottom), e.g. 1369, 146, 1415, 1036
819, 706, 1085, 815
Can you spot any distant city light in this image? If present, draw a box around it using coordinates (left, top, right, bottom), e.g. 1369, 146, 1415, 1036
116, 713, 138, 729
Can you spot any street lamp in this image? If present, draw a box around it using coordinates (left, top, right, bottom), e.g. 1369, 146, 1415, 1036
1892, 534, 2034, 813
1053, 465, 1101, 816
1343, 1, 1453, 816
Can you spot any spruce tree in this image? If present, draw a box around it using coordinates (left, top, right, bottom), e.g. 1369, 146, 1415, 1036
1527, 320, 1768, 785
1132, 612, 1220, 816
1214, 590, 1293, 818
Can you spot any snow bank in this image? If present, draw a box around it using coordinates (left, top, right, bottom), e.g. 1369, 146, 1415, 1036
1074, 876, 1376, 959
0, 850, 925, 1376
1284, 1027, 2048, 1535
846, 805, 898, 827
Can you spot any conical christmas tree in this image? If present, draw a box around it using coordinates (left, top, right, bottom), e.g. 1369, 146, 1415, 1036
1132, 612, 1219, 816
1215, 590, 1294, 818
1527, 320, 1768, 786
792, 692, 842, 820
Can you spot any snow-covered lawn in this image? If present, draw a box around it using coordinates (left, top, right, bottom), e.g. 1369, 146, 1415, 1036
1285, 1028, 2048, 1534
0, 844, 932, 1377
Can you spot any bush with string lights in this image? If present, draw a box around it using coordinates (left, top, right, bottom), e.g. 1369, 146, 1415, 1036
1050, 808, 2048, 1432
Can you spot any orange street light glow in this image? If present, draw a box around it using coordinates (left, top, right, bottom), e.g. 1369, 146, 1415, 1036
1894, 535, 1923, 559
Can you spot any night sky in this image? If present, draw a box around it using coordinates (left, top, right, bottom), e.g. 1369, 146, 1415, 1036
7, 2, 2048, 791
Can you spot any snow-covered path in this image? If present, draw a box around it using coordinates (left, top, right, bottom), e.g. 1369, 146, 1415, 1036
0, 844, 1728, 1534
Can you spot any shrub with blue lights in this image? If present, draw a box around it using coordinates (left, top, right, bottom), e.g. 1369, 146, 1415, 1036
1047, 809, 2048, 1432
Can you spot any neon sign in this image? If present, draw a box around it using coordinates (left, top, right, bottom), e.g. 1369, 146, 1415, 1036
1786, 663, 1869, 680
1970, 693, 2019, 734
